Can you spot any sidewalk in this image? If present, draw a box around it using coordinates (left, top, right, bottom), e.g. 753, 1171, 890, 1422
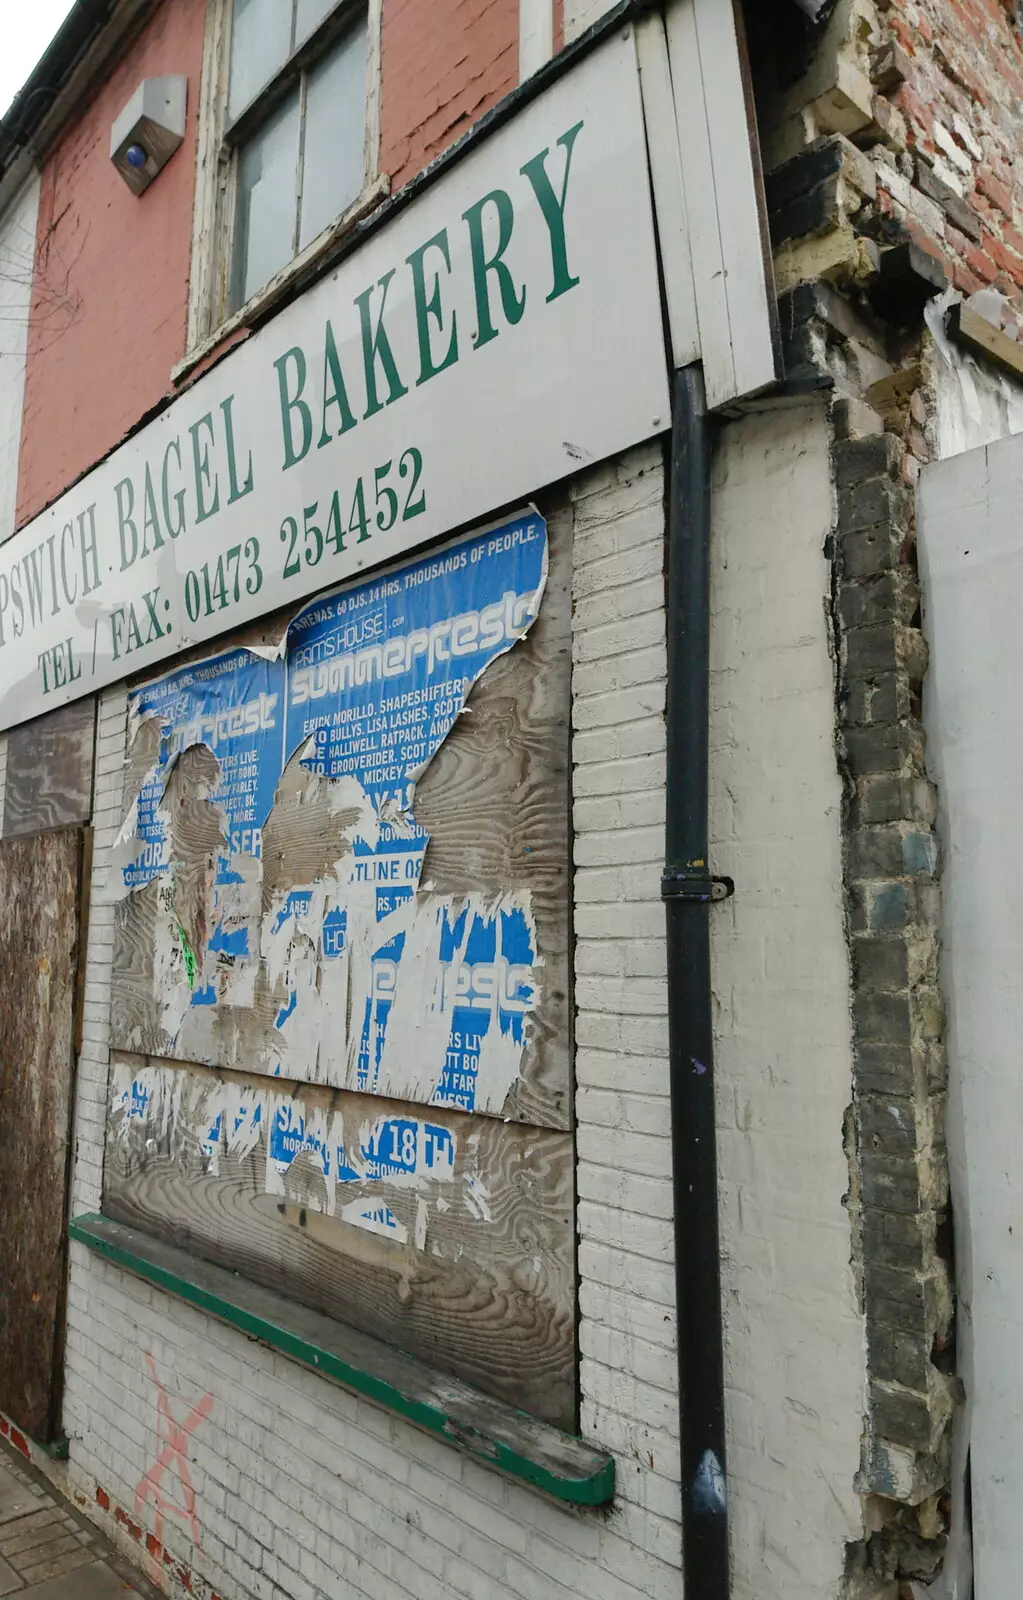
0, 1440, 152, 1600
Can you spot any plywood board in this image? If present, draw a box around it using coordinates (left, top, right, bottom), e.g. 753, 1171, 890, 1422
3, 699, 94, 839
663, 0, 781, 406
110, 513, 572, 1128
103, 1054, 576, 1428
0, 826, 84, 1441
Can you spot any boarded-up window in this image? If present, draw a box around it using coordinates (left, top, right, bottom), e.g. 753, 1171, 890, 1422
0, 826, 86, 1441
103, 512, 574, 1425
3, 699, 95, 839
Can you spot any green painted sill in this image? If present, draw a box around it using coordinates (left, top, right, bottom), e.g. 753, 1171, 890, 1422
69, 1213, 614, 1507
37, 1435, 69, 1460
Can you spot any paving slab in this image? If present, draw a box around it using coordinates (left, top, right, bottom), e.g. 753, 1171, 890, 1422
0, 1556, 23, 1598
17, 1564, 139, 1600
0, 1441, 153, 1600
0, 1474, 46, 1529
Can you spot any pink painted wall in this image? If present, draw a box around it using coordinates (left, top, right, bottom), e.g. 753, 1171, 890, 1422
16, 0, 207, 527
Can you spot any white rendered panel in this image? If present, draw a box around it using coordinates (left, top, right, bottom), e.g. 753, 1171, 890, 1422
919, 432, 1023, 1598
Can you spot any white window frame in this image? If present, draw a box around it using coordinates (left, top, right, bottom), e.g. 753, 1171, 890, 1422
179, 0, 386, 382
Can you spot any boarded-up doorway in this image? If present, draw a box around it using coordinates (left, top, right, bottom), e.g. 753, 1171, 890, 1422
0, 826, 86, 1442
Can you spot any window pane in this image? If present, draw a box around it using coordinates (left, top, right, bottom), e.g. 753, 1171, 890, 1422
228, 0, 294, 120
298, 17, 368, 250
231, 92, 301, 312
295, 0, 338, 48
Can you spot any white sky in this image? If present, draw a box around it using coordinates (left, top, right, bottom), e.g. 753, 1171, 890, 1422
0, 2, 78, 120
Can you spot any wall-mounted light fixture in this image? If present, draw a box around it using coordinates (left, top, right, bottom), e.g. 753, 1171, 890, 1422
110, 76, 187, 196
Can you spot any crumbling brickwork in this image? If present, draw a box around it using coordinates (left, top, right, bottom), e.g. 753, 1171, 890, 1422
833, 408, 955, 1589
774, 271, 954, 1591
746, 0, 1023, 1586
760, 0, 1023, 312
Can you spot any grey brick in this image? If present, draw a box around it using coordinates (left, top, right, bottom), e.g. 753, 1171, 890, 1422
864, 1270, 929, 1335
848, 881, 907, 935
867, 1320, 931, 1390
841, 525, 905, 579
848, 825, 906, 879
839, 572, 918, 630
839, 477, 905, 535
845, 624, 900, 678
852, 936, 910, 991
854, 1041, 918, 1096
845, 723, 923, 776
854, 990, 912, 1046
834, 431, 903, 488
860, 1093, 918, 1156
864, 1263, 949, 1335
863, 1209, 933, 1274
866, 883, 908, 932
851, 774, 937, 827
869, 1383, 935, 1451
860, 1151, 923, 1214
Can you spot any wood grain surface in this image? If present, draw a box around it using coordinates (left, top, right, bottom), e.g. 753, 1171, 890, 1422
3, 700, 95, 840
104, 1054, 576, 1427
0, 826, 84, 1440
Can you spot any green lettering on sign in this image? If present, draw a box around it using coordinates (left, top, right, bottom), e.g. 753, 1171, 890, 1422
319, 320, 358, 448
407, 229, 458, 386
521, 120, 584, 303
189, 413, 221, 524
275, 348, 313, 471
462, 190, 526, 349
356, 270, 409, 419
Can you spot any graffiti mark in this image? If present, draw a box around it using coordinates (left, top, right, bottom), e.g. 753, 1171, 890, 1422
135, 1355, 213, 1555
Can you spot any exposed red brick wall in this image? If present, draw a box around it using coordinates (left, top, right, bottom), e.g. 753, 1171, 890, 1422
873, 0, 1023, 301
16, 0, 206, 528
379, 0, 519, 191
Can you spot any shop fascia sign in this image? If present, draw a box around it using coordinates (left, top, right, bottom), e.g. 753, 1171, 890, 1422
0, 30, 672, 731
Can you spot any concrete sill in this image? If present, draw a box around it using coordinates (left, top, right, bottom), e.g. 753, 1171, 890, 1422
69, 1213, 615, 1507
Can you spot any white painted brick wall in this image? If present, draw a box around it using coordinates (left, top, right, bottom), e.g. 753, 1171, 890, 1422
709, 404, 865, 1598
54, 419, 865, 1600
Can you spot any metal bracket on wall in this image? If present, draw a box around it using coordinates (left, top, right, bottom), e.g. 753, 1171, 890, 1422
661, 871, 735, 904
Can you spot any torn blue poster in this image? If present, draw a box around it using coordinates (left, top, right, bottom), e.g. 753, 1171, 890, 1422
122, 647, 284, 892
117, 513, 548, 1115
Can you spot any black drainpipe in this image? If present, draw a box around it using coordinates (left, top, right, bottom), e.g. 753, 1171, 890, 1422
662, 364, 731, 1597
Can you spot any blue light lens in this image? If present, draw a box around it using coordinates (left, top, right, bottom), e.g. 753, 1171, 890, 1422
125, 144, 147, 170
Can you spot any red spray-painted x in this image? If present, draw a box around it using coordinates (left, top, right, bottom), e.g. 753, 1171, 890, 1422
135, 1354, 214, 1550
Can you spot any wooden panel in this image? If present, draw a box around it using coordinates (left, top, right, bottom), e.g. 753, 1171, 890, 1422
111, 511, 572, 1128
3, 699, 95, 839
103, 1054, 576, 1428
664, 0, 781, 406
0, 826, 84, 1441
636, 13, 700, 370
